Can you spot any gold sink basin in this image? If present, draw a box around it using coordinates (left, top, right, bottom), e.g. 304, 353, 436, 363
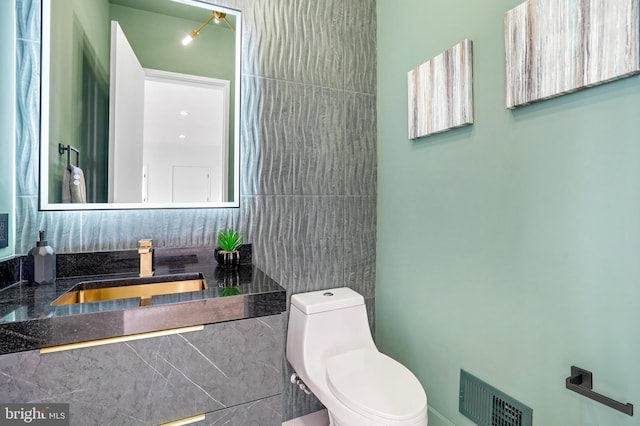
51, 273, 208, 307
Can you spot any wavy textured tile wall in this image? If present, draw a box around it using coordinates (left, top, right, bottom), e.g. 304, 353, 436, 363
14, 0, 376, 421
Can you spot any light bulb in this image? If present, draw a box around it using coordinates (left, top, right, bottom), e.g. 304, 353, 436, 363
182, 30, 198, 46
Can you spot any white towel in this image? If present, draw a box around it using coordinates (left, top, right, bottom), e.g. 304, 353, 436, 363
62, 165, 87, 203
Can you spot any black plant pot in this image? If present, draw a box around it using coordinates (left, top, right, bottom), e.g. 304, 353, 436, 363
214, 267, 241, 287
215, 248, 240, 270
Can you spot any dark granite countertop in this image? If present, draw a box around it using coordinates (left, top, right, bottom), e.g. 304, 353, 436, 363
0, 246, 286, 355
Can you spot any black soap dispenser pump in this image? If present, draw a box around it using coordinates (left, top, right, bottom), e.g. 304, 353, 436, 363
27, 230, 56, 285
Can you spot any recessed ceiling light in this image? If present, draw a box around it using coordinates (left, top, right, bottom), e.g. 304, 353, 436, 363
180, 111, 189, 116
179, 134, 186, 139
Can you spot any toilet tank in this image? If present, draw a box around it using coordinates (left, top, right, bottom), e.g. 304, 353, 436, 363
286, 287, 376, 376
291, 287, 364, 314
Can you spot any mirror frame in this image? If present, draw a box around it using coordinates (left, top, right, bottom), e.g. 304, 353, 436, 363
39, 0, 242, 210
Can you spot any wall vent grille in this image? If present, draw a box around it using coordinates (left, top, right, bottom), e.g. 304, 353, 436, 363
459, 369, 533, 426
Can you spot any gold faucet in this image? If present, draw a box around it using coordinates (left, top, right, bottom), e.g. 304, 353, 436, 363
138, 239, 154, 277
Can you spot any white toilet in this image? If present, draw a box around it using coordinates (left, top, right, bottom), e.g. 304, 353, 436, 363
286, 287, 428, 426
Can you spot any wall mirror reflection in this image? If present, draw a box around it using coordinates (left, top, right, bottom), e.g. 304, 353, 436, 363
40, 0, 241, 210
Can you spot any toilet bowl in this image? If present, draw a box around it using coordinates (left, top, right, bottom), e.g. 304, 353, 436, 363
286, 287, 428, 426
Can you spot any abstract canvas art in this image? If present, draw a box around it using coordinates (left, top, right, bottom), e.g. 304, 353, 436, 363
505, 0, 640, 109
408, 39, 473, 140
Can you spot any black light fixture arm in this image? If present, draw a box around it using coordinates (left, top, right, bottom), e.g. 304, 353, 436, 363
565, 366, 633, 416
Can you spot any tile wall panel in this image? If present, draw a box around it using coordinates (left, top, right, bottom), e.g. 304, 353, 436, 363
15, 39, 39, 198
241, 77, 296, 196
79, 209, 176, 252
291, 197, 345, 294
14, 0, 376, 421
161, 208, 240, 249
344, 0, 377, 94
345, 92, 377, 196
296, 0, 345, 88
16, 0, 40, 41
293, 86, 345, 195
344, 196, 377, 299
240, 196, 294, 287
241, 0, 296, 80
16, 196, 83, 254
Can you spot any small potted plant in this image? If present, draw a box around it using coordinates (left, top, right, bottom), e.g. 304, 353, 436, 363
215, 228, 243, 270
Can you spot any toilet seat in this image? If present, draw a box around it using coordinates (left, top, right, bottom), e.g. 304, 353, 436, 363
326, 347, 427, 422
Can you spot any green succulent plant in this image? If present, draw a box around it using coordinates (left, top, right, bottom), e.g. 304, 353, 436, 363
217, 228, 243, 252
220, 287, 242, 297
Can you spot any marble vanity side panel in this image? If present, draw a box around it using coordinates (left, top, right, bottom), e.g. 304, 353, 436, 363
0, 315, 283, 425
241, 77, 297, 196
141, 313, 284, 424
344, 0, 377, 95
200, 394, 283, 426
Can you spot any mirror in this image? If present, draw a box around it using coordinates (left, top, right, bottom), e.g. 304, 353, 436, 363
40, 0, 241, 210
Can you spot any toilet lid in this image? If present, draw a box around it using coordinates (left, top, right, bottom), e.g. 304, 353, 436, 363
326, 348, 427, 422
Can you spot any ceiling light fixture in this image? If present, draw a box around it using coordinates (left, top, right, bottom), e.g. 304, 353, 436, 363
181, 11, 235, 46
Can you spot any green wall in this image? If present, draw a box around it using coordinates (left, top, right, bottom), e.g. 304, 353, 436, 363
376, 1, 640, 426
48, 0, 111, 202
0, 0, 15, 261
109, 4, 237, 198
109, 4, 236, 82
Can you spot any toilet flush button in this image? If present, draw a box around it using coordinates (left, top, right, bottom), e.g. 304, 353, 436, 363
323, 292, 334, 297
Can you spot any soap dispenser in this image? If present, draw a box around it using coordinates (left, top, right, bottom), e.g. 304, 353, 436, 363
27, 230, 56, 285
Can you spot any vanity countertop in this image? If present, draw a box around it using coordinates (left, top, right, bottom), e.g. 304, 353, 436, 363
0, 246, 286, 355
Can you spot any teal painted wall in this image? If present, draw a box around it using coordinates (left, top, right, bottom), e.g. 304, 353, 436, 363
0, 0, 15, 261
48, 0, 111, 202
376, 1, 640, 426
109, 4, 236, 82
